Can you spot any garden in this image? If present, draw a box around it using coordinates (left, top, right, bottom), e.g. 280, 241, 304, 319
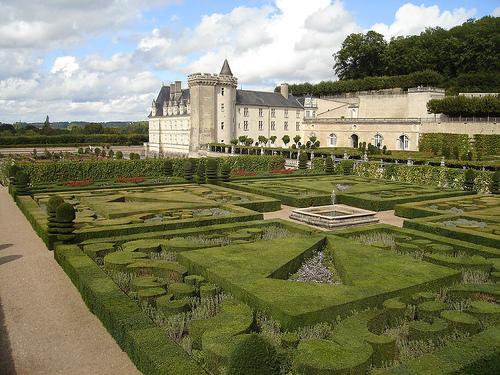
4, 157, 500, 375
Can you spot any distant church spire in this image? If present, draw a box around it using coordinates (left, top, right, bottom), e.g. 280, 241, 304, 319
219, 59, 233, 76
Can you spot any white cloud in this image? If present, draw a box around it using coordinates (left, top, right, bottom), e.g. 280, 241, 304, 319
51, 56, 80, 77
371, 3, 475, 38
492, 7, 500, 17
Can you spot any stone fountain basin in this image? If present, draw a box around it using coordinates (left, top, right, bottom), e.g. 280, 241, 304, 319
290, 204, 379, 229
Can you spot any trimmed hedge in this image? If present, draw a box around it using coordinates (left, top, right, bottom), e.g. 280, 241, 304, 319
0, 133, 148, 146
54, 244, 205, 375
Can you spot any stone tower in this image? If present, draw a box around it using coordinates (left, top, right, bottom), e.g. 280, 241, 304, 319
187, 60, 238, 155
216, 59, 238, 144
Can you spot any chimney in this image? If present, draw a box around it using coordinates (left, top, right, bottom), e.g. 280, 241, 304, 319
175, 80, 181, 93
169, 83, 175, 99
280, 83, 289, 98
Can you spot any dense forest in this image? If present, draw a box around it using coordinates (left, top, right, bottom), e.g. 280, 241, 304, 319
277, 16, 499, 97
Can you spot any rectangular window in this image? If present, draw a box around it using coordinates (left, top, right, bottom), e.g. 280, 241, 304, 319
284, 121, 288, 131
296, 122, 300, 131
258, 121, 263, 131
271, 121, 275, 131
244, 107, 249, 117
271, 108, 275, 118
221, 121, 224, 130
284, 109, 288, 118
244, 121, 249, 131
221, 87, 225, 96
221, 103, 225, 112
259, 108, 263, 117
296, 110, 300, 118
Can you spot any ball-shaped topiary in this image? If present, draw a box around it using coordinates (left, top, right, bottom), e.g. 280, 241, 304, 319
221, 164, 231, 182
54, 203, 76, 243
56, 202, 76, 223
115, 150, 123, 159
324, 156, 334, 174
298, 152, 308, 170
47, 195, 65, 234
463, 169, 476, 191
491, 170, 500, 194
197, 159, 206, 184
206, 158, 218, 184
227, 333, 280, 375
183, 160, 194, 181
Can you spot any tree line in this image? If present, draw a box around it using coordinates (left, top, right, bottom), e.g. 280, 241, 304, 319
427, 95, 500, 117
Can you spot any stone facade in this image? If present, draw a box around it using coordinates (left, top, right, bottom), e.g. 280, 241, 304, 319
146, 61, 496, 155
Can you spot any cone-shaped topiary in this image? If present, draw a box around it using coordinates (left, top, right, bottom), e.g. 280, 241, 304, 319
298, 152, 308, 170
491, 170, 500, 194
197, 159, 206, 184
7, 164, 20, 184
55, 202, 76, 243
164, 159, 173, 176
206, 158, 218, 184
325, 156, 334, 174
463, 169, 476, 191
227, 333, 280, 375
14, 171, 30, 195
183, 160, 194, 182
47, 195, 65, 234
340, 160, 354, 175
115, 150, 123, 159
221, 163, 231, 182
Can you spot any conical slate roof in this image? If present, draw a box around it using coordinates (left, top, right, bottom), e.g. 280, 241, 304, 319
219, 59, 233, 76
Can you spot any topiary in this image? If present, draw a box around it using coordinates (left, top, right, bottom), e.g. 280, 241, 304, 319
54, 202, 76, 243
47, 195, 65, 234
340, 160, 354, 175
227, 333, 280, 375
491, 171, 500, 194
7, 164, 20, 182
115, 150, 123, 159
206, 158, 218, 184
164, 159, 173, 176
197, 159, 206, 184
463, 169, 476, 191
221, 164, 231, 182
324, 156, 334, 174
183, 160, 194, 182
298, 152, 308, 170
14, 171, 30, 195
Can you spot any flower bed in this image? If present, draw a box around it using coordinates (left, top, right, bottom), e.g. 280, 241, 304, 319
64, 179, 95, 187
231, 168, 257, 177
115, 176, 145, 184
271, 169, 294, 175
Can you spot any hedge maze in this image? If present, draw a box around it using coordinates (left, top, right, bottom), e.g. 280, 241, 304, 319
13, 176, 500, 375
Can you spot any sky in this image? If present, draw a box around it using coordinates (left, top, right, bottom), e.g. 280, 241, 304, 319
0, 0, 498, 123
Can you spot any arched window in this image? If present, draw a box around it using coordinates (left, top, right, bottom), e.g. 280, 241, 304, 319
399, 134, 409, 150
374, 133, 383, 148
329, 133, 337, 147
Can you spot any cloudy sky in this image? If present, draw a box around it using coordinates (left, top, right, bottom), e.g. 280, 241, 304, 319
0, 0, 497, 123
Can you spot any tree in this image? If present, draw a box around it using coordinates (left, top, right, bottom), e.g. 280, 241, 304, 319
115, 150, 123, 159
298, 151, 308, 169
282, 135, 290, 147
334, 31, 387, 79
258, 135, 268, 147
244, 137, 254, 146
238, 135, 248, 145
269, 136, 277, 145
293, 135, 301, 146
308, 135, 320, 149
230, 139, 238, 146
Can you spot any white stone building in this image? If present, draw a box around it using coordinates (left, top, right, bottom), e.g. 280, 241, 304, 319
146, 61, 498, 155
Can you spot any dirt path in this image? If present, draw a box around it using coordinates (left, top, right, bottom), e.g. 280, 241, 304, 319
0, 187, 141, 375
264, 205, 404, 229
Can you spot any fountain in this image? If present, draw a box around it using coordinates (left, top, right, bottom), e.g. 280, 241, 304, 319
289, 187, 379, 229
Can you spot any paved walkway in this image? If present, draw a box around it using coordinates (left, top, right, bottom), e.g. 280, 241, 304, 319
0, 187, 140, 375
264, 205, 404, 229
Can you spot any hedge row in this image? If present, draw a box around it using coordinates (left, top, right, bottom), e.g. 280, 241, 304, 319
354, 162, 494, 193
0, 134, 148, 145
54, 244, 205, 375
427, 95, 500, 117
18, 155, 285, 184
474, 134, 500, 159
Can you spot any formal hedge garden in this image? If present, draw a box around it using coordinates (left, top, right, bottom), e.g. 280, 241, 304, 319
8, 164, 500, 374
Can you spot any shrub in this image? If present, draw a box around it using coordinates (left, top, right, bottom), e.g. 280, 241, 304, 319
324, 157, 334, 174
14, 171, 30, 195
115, 150, 123, 159
183, 160, 194, 182
54, 202, 76, 243
491, 171, 500, 194
221, 164, 231, 182
340, 160, 354, 175
298, 152, 308, 170
227, 333, 280, 375
206, 158, 218, 184
197, 159, 206, 184
164, 159, 173, 176
47, 195, 64, 234
464, 169, 476, 191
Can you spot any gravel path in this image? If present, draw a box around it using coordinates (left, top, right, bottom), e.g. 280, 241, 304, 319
0, 187, 141, 375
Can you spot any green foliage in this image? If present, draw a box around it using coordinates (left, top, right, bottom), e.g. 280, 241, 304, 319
419, 133, 470, 158
473, 134, 499, 160
196, 159, 206, 184
0, 134, 148, 146
427, 95, 500, 117
281, 135, 290, 146
491, 171, 500, 194
221, 164, 231, 182
324, 157, 334, 174
47, 195, 64, 218
340, 160, 354, 175
298, 152, 308, 170
164, 159, 173, 176
55, 203, 75, 223
183, 160, 194, 182
206, 158, 218, 184
227, 333, 280, 375
115, 150, 123, 159
463, 169, 476, 191
14, 170, 30, 195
